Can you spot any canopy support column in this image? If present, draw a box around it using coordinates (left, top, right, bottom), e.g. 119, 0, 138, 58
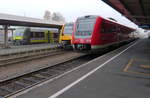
3, 25, 9, 48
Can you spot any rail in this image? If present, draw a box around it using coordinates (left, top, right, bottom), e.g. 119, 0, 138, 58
0, 54, 98, 98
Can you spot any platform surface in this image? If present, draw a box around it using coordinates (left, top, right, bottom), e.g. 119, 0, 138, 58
0, 43, 59, 55
12, 39, 150, 98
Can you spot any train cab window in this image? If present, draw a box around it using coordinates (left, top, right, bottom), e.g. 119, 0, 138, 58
63, 25, 73, 35
77, 21, 94, 32
14, 28, 25, 37
76, 18, 96, 36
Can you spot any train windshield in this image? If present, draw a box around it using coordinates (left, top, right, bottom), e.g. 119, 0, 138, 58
63, 24, 73, 35
76, 18, 96, 36
14, 28, 25, 37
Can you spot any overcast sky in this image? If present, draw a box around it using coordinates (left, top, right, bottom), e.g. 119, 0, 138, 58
0, 0, 138, 28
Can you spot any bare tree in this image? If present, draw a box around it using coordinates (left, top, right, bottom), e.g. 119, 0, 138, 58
43, 10, 51, 21
51, 12, 65, 22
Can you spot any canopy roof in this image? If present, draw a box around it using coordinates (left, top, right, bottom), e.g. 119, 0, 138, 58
0, 13, 63, 29
102, 0, 150, 29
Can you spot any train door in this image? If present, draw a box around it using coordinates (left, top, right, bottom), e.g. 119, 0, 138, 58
115, 25, 119, 42
24, 28, 30, 44
47, 31, 50, 43
101, 20, 116, 44
59, 25, 65, 43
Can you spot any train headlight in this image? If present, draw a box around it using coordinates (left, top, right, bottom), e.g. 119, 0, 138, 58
80, 39, 84, 43
86, 39, 91, 43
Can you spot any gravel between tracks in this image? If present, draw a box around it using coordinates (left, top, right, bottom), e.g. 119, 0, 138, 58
0, 51, 85, 82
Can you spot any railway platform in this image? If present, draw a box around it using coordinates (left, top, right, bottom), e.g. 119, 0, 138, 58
0, 43, 60, 56
11, 39, 150, 98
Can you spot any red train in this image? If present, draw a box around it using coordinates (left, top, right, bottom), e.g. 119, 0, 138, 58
72, 15, 135, 51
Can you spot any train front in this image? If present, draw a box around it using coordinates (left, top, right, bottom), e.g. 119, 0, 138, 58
13, 28, 27, 45
59, 23, 73, 48
72, 16, 96, 50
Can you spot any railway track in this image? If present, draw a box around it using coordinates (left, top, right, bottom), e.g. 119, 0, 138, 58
0, 48, 62, 66
0, 54, 99, 98
0, 41, 134, 98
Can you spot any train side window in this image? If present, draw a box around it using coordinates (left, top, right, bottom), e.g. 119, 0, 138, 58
30, 32, 36, 38
106, 22, 111, 33
30, 32, 33, 37
112, 26, 117, 32
117, 27, 120, 32
37, 32, 45, 38
101, 21, 107, 33
101, 21, 117, 33
108, 23, 116, 33
31, 32, 45, 38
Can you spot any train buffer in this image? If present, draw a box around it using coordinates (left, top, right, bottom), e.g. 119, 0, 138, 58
9, 39, 150, 98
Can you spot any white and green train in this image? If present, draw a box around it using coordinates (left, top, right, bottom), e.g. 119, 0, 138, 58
13, 27, 59, 45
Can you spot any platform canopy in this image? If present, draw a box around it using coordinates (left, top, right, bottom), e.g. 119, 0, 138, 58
0, 13, 64, 48
0, 13, 63, 29
102, 0, 150, 29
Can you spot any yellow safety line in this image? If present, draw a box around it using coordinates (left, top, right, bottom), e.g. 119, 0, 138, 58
125, 70, 150, 76
140, 65, 150, 69
123, 59, 134, 72
123, 59, 150, 76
